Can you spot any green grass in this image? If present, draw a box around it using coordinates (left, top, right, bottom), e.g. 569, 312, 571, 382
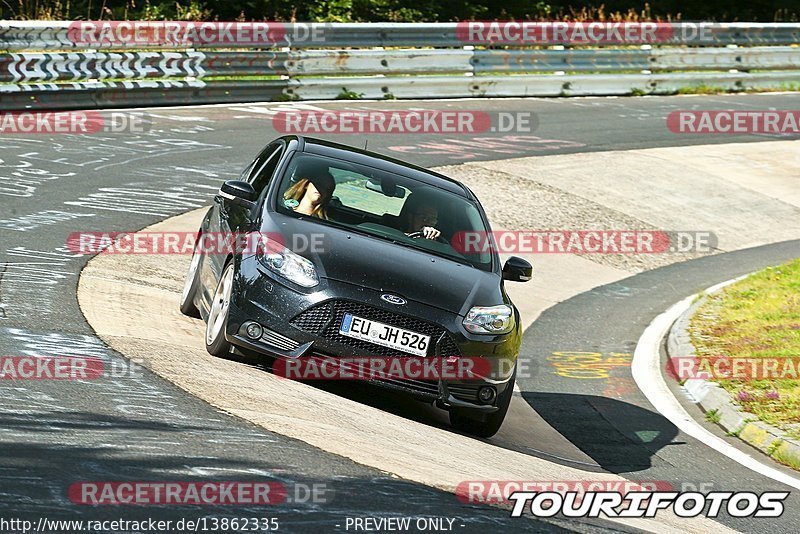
673, 82, 800, 95
675, 84, 736, 95
336, 87, 365, 100
689, 258, 800, 434
705, 409, 721, 424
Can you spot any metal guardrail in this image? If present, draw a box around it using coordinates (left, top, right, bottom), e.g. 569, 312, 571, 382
0, 79, 285, 109
0, 22, 798, 110
3, 47, 799, 83
0, 51, 207, 82
474, 47, 800, 72
4, 71, 795, 103
278, 72, 800, 101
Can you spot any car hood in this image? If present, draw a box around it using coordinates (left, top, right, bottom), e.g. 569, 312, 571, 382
263, 215, 504, 316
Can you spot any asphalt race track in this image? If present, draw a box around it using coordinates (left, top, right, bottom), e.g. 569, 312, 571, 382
1, 93, 799, 533
515, 239, 800, 533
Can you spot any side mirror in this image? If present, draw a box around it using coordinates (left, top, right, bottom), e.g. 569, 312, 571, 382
502, 256, 533, 282
219, 180, 257, 208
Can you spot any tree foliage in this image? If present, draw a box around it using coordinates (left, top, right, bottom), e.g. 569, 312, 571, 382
2, 0, 798, 22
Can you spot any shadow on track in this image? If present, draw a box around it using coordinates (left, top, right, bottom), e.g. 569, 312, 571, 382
517, 393, 680, 474
238, 352, 679, 474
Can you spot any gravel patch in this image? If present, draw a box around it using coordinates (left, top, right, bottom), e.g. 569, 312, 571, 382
434, 163, 713, 273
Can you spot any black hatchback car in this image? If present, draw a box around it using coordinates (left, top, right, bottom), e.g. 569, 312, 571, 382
180, 136, 532, 437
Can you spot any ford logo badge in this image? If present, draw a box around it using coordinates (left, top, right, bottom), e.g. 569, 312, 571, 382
381, 294, 407, 305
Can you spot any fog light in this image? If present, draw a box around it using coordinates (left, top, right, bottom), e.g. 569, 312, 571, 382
245, 322, 263, 340
478, 386, 496, 404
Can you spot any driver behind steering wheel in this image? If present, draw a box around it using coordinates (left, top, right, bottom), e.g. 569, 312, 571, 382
399, 193, 441, 240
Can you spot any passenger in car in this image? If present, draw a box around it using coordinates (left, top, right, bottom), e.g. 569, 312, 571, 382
284, 173, 335, 220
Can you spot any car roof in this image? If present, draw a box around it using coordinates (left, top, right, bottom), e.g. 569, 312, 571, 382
285, 135, 471, 198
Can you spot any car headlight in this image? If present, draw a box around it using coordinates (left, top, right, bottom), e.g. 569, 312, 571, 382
463, 305, 514, 334
255, 233, 319, 288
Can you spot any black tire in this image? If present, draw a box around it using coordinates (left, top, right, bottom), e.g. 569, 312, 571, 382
205, 262, 234, 358
449, 366, 516, 438
179, 235, 203, 318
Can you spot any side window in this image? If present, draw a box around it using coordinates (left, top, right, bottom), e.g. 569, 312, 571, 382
247, 143, 283, 194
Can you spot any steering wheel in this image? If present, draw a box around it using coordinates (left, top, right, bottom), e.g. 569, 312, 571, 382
407, 231, 450, 245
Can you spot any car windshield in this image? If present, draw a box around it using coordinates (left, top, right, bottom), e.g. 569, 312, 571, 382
274, 153, 493, 271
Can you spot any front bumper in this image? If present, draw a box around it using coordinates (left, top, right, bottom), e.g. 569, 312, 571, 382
224, 256, 520, 411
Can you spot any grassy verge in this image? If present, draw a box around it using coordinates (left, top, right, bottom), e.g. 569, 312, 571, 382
674, 82, 800, 95
690, 258, 800, 440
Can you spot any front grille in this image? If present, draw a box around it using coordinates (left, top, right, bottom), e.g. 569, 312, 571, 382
291, 300, 461, 358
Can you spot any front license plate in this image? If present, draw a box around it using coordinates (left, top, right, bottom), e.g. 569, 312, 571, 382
339, 313, 431, 357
